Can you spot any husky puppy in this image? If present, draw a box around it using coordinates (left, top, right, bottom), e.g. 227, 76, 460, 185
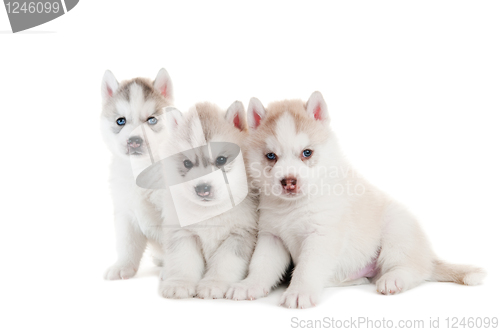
101, 69, 174, 280
226, 92, 486, 308
151, 102, 258, 299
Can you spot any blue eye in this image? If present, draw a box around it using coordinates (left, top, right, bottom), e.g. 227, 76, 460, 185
302, 149, 313, 158
266, 152, 277, 160
116, 117, 126, 126
147, 117, 158, 125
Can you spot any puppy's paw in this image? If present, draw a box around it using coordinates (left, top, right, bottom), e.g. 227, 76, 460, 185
225, 282, 270, 301
280, 288, 319, 309
196, 280, 230, 299
104, 264, 137, 280
376, 272, 405, 295
159, 280, 196, 299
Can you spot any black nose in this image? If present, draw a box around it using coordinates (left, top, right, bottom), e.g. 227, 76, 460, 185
195, 184, 211, 197
127, 136, 143, 147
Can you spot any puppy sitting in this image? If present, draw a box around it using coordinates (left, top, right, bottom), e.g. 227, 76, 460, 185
149, 102, 258, 299
226, 92, 485, 308
100, 69, 174, 280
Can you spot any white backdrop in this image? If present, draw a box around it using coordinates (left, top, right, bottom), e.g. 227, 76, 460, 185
1, 1, 499, 331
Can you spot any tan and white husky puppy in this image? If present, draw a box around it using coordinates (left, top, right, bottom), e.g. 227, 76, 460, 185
101, 69, 174, 280
226, 92, 486, 308
150, 102, 258, 299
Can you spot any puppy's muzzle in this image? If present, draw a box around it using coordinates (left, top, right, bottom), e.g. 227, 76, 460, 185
127, 136, 143, 155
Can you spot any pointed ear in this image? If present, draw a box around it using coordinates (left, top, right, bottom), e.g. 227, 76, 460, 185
153, 68, 173, 100
101, 70, 119, 102
247, 97, 266, 130
225, 101, 247, 131
306, 91, 329, 123
163, 107, 182, 131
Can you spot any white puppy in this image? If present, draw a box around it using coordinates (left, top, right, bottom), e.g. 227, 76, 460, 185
226, 92, 486, 308
150, 102, 258, 299
101, 69, 174, 280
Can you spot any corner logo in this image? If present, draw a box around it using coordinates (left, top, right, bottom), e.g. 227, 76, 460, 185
3, 0, 78, 33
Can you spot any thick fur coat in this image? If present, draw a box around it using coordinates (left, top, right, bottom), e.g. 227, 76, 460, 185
226, 92, 485, 308
149, 102, 258, 299
101, 69, 174, 279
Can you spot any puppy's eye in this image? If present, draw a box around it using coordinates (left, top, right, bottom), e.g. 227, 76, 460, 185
147, 117, 158, 125
183, 160, 193, 169
266, 152, 277, 160
302, 149, 313, 158
116, 117, 126, 126
216, 156, 227, 166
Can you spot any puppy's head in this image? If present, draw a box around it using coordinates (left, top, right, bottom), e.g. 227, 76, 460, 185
169, 101, 248, 207
100, 69, 174, 159
246, 92, 335, 200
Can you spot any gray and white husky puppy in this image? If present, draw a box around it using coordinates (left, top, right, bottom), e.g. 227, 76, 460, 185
226, 92, 486, 308
101, 69, 174, 280
150, 102, 258, 299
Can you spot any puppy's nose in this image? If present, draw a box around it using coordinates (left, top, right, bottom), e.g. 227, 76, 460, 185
127, 136, 143, 148
195, 183, 212, 197
281, 177, 298, 192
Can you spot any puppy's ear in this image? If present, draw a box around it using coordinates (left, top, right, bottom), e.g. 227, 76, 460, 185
163, 107, 182, 131
306, 91, 329, 123
101, 70, 119, 102
154, 68, 174, 100
225, 101, 247, 131
247, 97, 266, 130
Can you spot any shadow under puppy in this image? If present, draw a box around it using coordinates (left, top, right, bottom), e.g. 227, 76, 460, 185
226, 92, 486, 308
150, 102, 258, 299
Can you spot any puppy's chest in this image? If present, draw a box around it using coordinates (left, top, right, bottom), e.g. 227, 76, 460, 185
187, 225, 231, 259
263, 207, 319, 257
110, 176, 162, 239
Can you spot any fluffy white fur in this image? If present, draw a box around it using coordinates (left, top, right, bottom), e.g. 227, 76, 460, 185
226, 92, 486, 308
101, 69, 174, 280
149, 102, 258, 299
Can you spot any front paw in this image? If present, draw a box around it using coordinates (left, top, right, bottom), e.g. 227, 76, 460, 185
104, 264, 137, 280
280, 287, 319, 309
376, 272, 405, 295
159, 279, 197, 299
196, 280, 230, 299
225, 281, 270, 301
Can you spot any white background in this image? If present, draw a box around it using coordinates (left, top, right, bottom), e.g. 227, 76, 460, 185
1, 1, 499, 331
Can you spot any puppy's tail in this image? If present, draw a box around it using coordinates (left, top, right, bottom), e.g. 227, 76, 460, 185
431, 260, 486, 286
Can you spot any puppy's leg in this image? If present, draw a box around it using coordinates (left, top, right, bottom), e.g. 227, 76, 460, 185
148, 241, 164, 267
196, 230, 255, 299
159, 234, 204, 299
226, 233, 291, 301
375, 203, 434, 295
104, 215, 147, 280
280, 235, 335, 309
